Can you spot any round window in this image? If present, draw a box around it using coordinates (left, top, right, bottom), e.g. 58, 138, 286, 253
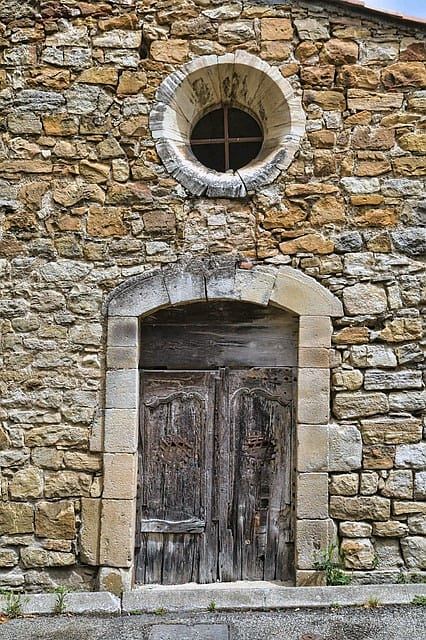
190, 106, 263, 173
150, 52, 306, 198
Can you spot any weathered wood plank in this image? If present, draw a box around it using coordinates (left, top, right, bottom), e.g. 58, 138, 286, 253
140, 518, 205, 533
140, 301, 298, 369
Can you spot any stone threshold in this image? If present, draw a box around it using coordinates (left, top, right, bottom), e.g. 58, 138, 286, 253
2, 583, 424, 617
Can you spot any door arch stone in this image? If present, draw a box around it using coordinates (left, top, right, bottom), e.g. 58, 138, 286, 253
91, 258, 343, 592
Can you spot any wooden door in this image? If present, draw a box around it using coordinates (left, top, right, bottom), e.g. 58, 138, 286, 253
135, 371, 217, 585
136, 368, 293, 585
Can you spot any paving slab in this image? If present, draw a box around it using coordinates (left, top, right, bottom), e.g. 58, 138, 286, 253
122, 581, 426, 613
0, 607, 425, 640
149, 624, 229, 640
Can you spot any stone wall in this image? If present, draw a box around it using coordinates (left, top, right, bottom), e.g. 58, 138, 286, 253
0, 0, 424, 591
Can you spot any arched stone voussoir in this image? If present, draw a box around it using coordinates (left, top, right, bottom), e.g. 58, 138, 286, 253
108, 273, 170, 317
270, 267, 343, 317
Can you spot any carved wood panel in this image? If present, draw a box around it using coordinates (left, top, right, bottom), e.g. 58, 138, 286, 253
136, 368, 293, 585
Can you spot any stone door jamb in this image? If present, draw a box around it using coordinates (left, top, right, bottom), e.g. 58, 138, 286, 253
87, 260, 343, 591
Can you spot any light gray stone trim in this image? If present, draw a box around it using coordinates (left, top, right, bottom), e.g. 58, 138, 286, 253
97, 260, 342, 587
150, 52, 306, 197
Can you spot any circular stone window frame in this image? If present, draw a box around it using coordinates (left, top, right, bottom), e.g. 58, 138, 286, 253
149, 50, 306, 198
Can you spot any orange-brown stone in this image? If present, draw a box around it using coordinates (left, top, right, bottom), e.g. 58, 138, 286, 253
321, 39, 359, 65
260, 18, 293, 40
87, 205, 127, 237
279, 233, 334, 255
382, 62, 426, 88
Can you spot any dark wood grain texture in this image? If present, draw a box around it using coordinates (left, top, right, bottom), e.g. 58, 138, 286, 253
136, 368, 294, 585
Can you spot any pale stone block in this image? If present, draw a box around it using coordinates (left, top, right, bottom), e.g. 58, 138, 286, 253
108, 274, 170, 317
299, 316, 332, 347
297, 424, 328, 472
105, 369, 138, 409
329, 423, 362, 471
103, 453, 138, 500
299, 347, 330, 368
270, 267, 343, 317
106, 346, 138, 369
234, 268, 276, 306
297, 473, 329, 519
164, 269, 206, 305
104, 408, 138, 453
100, 499, 136, 567
205, 264, 236, 300
107, 316, 138, 347
295, 570, 327, 586
297, 368, 330, 424
98, 566, 133, 595
80, 498, 101, 565
296, 518, 337, 570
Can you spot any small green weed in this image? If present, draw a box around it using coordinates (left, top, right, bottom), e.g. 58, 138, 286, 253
53, 586, 69, 615
207, 600, 217, 612
313, 543, 351, 586
154, 607, 167, 616
364, 596, 380, 609
412, 595, 426, 606
0, 591, 23, 619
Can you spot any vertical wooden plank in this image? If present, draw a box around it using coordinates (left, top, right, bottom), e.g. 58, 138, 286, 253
228, 368, 294, 582
216, 368, 235, 582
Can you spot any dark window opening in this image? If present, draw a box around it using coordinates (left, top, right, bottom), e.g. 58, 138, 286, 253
190, 106, 263, 172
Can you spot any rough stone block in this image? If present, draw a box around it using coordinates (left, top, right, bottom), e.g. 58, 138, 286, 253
401, 537, 426, 569
395, 443, 426, 469
364, 370, 423, 391
104, 408, 138, 453
100, 499, 136, 567
105, 369, 138, 409
340, 521, 372, 537
349, 345, 397, 368
330, 496, 390, 521
343, 283, 387, 315
103, 453, 138, 500
414, 472, 426, 499
341, 538, 376, 570
328, 423, 362, 471
330, 474, 359, 496
389, 391, 426, 413
297, 473, 328, 519
359, 417, 422, 445
333, 392, 388, 419
297, 424, 328, 472
297, 368, 330, 425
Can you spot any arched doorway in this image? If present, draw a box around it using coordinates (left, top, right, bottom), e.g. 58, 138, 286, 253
136, 301, 297, 584
94, 259, 343, 591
